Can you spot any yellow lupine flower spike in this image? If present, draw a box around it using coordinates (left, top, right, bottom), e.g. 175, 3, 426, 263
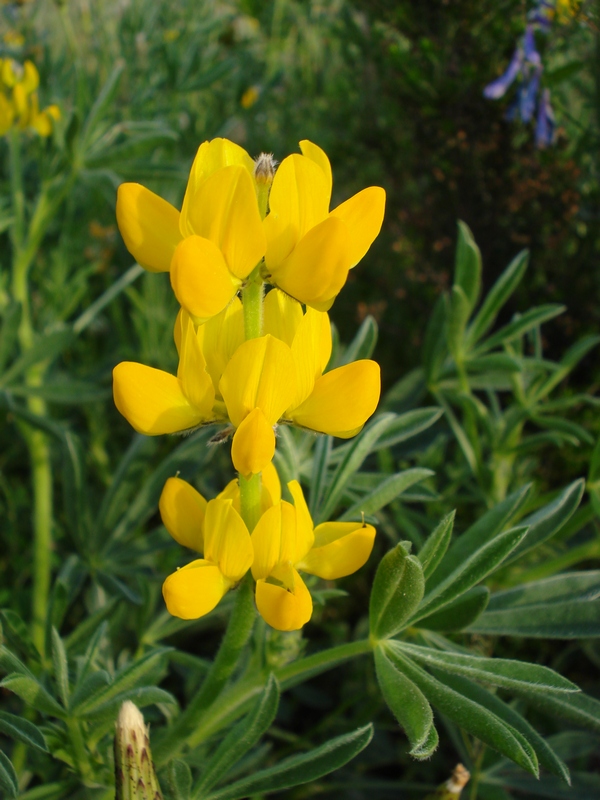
263, 140, 385, 311
162, 498, 253, 620
263, 289, 381, 437
251, 480, 376, 631
113, 310, 218, 435
220, 334, 296, 477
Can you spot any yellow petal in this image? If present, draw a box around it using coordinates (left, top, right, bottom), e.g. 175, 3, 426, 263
287, 480, 314, 553
182, 165, 265, 279
177, 312, 216, 413
196, 297, 245, 391
203, 498, 253, 581
231, 408, 275, 477
163, 560, 231, 619
217, 479, 242, 516
288, 306, 332, 410
113, 362, 208, 435
22, 61, 39, 93
289, 360, 380, 437
251, 500, 312, 580
170, 235, 240, 323
262, 462, 281, 507
298, 522, 376, 580
220, 335, 296, 427
329, 186, 386, 268
181, 139, 254, 236
263, 288, 303, 347
159, 477, 206, 552
264, 154, 330, 268
299, 140, 332, 203
268, 216, 352, 311
116, 183, 182, 273
255, 567, 312, 631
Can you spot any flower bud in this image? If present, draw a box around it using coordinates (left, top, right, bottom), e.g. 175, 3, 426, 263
424, 764, 470, 799
253, 152, 276, 186
114, 701, 163, 800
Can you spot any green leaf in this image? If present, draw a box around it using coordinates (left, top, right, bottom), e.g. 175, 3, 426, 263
385, 646, 539, 775
474, 305, 565, 354
340, 315, 378, 364
339, 468, 434, 521
525, 690, 600, 734
365, 407, 443, 451
80, 60, 125, 149
413, 526, 528, 623
318, 413, 397, 522
468, 571, 600, 638
454, 220, 481, 311
0, 329, 75, 388
426, 484, 530, 592
446, 285, 471, 359
418, 511, 455, 580
417, 586, 490, 632
374, 645, 436, 758
0, 646, 30, 677
0, 712, 47, 751
85, 687, 176, 727
195, 674, 280, 796
532, 334, 600, 400
0, 674, 65, 718
309, 435, 332, 517
532, 415, 594, 445
589, 437, 600, 517
9, 379, 109, 404
64, 600, 117, 654
370, 542, 425, 639
51, 628, 70, 709
69, 671, 110, 711
0, 609, 41, 663
0, 301, 20, 372
466, 249, 528, 347
396, 642, 578, 695
71, 648, 170, 715
0, 750, 18, 798
203, 725, 374, 800
423, 294, 447, 384
73, 263, 143, 335
435, 672, 570, 784
464, 353, 522, 373
169, 760, 192, 800
502, 480, 584, 566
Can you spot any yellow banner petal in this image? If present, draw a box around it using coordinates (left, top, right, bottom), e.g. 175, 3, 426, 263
116, 183, 182, 273
251, 503, 283, 581
255, 569, 312, 631
203, 498, 253, 581
299, 140, 332, 204
163, 560, 231, 619
231, 408, 276, 477
180, 139, 254, 236
287, 481, 315, 558
183, 165, 265, 279
263, 288, 303, 347
170, 235, 240, 323
220, 335, 296, 427
330, 186, 386, 268
196, 297, 245, 392
159, 477, 207, 552
113, 362, 207, 435
298, 522, 376, 580
289, 360, 380, 437
262, 462, 282, 507
269, 216, 352, 311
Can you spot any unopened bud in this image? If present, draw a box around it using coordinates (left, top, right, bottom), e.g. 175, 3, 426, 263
253, 152, 276, 186
115, 701, 163, 800
424, 764, 470, 799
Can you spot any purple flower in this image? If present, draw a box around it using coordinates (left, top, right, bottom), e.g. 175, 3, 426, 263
519, 68, 541, 122
484, 46, 524, 99
523, 25, 542, 67
535, 88, 555, 147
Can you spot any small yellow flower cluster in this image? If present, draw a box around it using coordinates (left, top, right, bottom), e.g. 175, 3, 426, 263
0, 58, 60, 137
113, 138, 385, 630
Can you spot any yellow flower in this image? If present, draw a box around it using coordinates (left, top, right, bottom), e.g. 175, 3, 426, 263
264, 289, 381, 437
116, 138, 266, 322
251, 480, 376, 631
263, 140, 386, 311
219, 334, 297, 476
113, 310, 218, 434
162, 496, 253, 619
241, 85, 260, 109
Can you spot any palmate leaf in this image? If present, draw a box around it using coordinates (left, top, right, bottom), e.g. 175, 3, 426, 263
201, 725, 373, 800
469, 571, 600, 638
369, 542, 425, 639
383, 645, 539, 775
374, 645, 436, 758
0, 674, 65, 718
417, 586, 490, 632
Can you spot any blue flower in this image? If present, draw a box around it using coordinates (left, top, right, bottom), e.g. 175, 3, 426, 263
484, 46, 524, 99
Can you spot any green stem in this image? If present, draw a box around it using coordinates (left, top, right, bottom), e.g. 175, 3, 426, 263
241, 268, 264, 340
155, 574, 257, 764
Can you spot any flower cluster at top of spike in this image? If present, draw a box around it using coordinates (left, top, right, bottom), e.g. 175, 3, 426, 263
113, 138, 385, 630
0, 58, 60, 137
483, 1, 578, 148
